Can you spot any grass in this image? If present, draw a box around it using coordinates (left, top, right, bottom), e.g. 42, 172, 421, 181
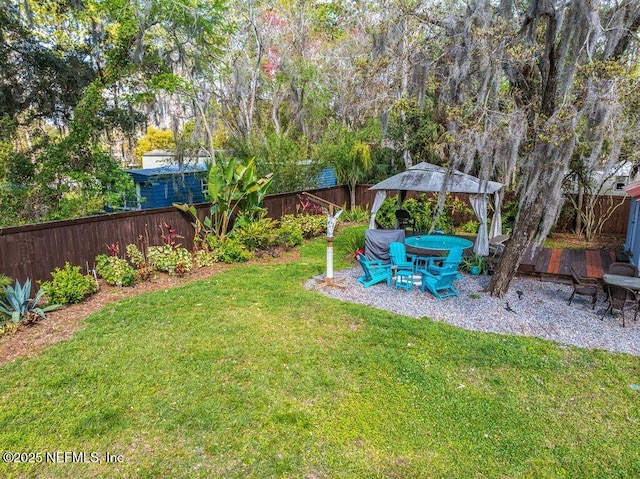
0, 229, 639, 478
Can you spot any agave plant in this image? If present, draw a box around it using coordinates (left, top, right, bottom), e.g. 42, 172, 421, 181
0, 279, 60, 326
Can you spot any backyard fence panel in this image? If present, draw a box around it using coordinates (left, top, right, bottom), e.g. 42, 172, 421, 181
0, 208, 200, 284
0, 186, 351, 284
554, 195, 630, 236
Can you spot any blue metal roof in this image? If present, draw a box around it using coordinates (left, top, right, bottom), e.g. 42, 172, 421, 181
125, 164, 208, 177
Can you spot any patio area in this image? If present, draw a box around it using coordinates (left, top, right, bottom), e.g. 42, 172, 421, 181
310, 267, 640, 357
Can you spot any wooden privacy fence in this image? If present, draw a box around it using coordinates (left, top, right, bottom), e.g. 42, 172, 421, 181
0, 186, 351, 284
0, 184, 632, 284
554, 193, 630, 236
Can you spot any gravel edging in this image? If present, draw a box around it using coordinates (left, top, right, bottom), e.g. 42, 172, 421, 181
307, 267, 640, 357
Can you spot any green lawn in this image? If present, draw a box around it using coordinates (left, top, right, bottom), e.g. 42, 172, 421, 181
0, 230, 639, 478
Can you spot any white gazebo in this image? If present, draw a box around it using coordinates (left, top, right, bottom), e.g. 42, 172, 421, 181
368, 162, 504, 256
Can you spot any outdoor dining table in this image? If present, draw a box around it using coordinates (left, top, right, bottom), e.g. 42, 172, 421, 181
601, 273, 640, 291
404, 234, 473, 252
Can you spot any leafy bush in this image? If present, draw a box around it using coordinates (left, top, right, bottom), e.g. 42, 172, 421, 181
345, 228, 366, 254
341, 206, 370, 224
40, 263, 98, 305
126, 243, 146, 266
280, 214, 326, 239
125, 244, 156, 281
207, 236, 252, 263
232, 218, 277, 251
95, 254, 136, 287
273, 223, 304, 248
194, 249, 217, 268
458, 220, 479, 234
147, 246, 193, 276
0, 279, 60, 327
375, 194, 469, 233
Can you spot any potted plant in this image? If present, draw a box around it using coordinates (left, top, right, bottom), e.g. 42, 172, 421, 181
462, 253, 487, 275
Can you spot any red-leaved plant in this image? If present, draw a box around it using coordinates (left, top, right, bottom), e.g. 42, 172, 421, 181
159, 222, 183, 249
106, 243, 120, 257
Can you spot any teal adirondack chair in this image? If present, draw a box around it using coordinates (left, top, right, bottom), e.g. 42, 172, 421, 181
389, 242, 417, 273
357, 254, 392, 288
419, 270, 459, 299
417, 247, 463, 276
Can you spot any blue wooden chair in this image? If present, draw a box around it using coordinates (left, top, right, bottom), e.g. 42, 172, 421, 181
357, 254, 392, 288
389, 242, 417, 273
417, 247, 463, 276
419, 270, 459, 299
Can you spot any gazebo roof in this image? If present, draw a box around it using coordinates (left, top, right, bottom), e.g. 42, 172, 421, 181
369, 162, 503, 194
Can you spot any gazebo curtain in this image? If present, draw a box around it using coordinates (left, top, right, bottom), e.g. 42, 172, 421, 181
469, 194, 489, 256
368, 190, 387, 229
489, 191, 503, 239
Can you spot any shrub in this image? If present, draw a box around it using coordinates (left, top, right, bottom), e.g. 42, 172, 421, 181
194, 249, 217, 268
95, 254, 136, 287
0, 274, 12, 302
341, 205, 370, 224
147, 246, 193, 276
458, 220, 479, 234
126, 244, 146, 267
125, 244, 156, 281
232, 218, 277, 251
375, 194, 469, 233
40, 263, 98, 305
207, 236, 252, 263
345, 228, 366, 254
133, 263, 156, 282
273, 223, 304, 248
280, 214, 326, 238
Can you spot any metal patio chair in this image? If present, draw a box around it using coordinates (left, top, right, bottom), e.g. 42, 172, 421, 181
608, 262, 638, 277
568, 266, 599, 310
601, 284, 639, 327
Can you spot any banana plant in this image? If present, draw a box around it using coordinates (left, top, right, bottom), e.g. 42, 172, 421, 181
208, 157, 273, 237
175, 157, 272, 241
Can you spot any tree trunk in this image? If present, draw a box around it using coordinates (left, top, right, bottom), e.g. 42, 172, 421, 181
487, 194, 544, 297
349, 183, 356, 210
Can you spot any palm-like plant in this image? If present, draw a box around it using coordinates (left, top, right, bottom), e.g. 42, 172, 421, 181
176, 157, 273, 242
208, 157, 273, 237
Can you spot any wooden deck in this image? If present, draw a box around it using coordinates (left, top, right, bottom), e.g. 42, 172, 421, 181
523, 247, 618, 280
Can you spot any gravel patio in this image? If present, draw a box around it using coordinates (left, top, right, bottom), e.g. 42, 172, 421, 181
309, 268, 640, 357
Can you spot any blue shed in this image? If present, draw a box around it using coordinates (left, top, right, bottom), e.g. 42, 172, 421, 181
126, 164, 208, 209
315, 167, 337, 188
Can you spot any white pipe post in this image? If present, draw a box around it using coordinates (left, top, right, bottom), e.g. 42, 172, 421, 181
326, 235, 334, 283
